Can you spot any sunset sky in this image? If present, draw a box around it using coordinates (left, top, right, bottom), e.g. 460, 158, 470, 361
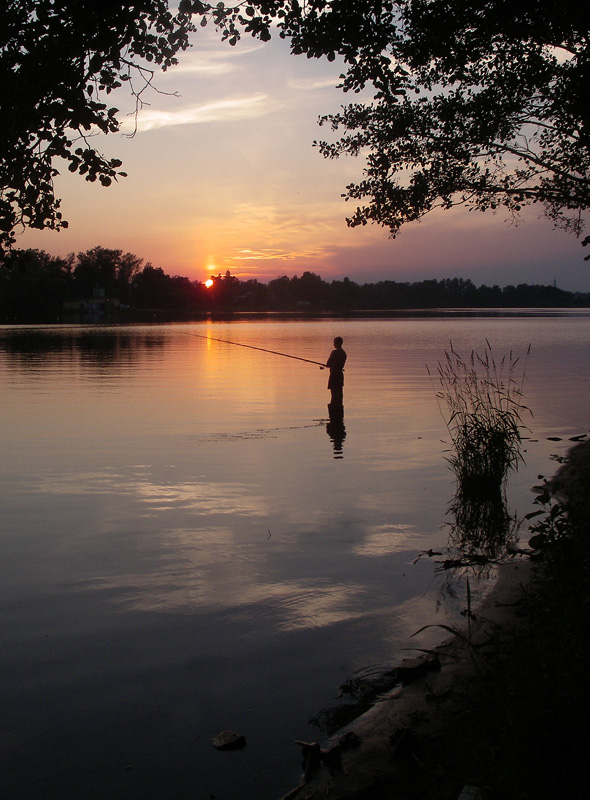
17, 27, 590, 292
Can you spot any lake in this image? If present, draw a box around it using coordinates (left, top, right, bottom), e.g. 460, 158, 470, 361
1, 313, 589, 800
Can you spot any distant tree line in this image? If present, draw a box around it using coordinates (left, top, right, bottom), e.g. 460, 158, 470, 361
1, 246, 588, 323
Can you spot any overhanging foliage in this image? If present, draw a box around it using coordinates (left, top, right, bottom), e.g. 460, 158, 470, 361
2, 2, 589, 255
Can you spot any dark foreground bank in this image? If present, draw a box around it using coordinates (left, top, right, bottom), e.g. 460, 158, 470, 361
281, 440, 590, 800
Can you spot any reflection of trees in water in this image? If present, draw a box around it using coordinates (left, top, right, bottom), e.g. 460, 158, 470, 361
0, 329, 167, 372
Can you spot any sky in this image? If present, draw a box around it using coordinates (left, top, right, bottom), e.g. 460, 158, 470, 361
16, 26, 590, 292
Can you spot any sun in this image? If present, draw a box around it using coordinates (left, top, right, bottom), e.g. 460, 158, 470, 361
205, 279, 214, 288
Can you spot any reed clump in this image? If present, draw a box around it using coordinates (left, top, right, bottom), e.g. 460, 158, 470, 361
431, 341, 531, 491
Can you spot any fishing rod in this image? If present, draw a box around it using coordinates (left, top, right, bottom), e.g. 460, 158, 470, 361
179, 330, 327, 368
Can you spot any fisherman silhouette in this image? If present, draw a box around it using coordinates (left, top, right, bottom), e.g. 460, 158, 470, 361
325, 336, 346, 420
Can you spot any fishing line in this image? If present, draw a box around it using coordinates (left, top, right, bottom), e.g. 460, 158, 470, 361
178, 330, 327, 368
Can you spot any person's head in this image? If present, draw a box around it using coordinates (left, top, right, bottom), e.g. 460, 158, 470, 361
334, 336, 343, 348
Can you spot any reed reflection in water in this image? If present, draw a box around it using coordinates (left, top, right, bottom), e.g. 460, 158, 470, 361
447, 482, 519, 563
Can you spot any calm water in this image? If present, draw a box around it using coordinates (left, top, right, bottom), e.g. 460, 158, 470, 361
1, 314, 589, 799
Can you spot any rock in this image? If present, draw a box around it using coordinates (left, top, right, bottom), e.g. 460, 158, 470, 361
389, 727, 415, 756
458, 786, 483, 799
322, 743, 344, 776
396, 653, 441, 685
295, 739, 346, 781
338, 731, 362, 750
295, 741, 322, 782
212, 730, 247, 751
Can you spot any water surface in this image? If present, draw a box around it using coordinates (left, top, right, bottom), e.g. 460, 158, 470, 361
1, 314, 589, 799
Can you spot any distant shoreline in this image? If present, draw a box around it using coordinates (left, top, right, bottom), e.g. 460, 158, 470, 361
3, 306, 590, 328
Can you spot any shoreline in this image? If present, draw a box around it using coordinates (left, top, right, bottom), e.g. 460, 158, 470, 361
280, 558, 536, 800
280, 438, 590, 800
3, 306, 590, 328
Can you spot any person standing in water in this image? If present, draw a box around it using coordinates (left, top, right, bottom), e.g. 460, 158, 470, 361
326, 336, 347, 415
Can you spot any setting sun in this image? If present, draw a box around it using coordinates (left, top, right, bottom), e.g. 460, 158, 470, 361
205, 279, 214, 288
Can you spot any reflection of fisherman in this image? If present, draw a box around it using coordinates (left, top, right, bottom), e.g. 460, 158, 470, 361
326, 416, 346, 458
326, 336, 347, 412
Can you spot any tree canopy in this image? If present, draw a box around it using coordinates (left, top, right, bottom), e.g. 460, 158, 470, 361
1, 0, 198, 246
305, 1, 590, 246
2, 247, 587, 323
2, 2, 589, 254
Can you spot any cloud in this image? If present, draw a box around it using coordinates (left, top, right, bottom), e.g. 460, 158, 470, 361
229, 200, 346, 236
287, 77, 342, 90
168, 54, 234, 76
165, 43, 266, 76
232, 247, 328, 262
121, 94, 273, 132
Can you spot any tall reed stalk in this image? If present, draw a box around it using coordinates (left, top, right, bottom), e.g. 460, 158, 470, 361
430, 341, 531, 491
